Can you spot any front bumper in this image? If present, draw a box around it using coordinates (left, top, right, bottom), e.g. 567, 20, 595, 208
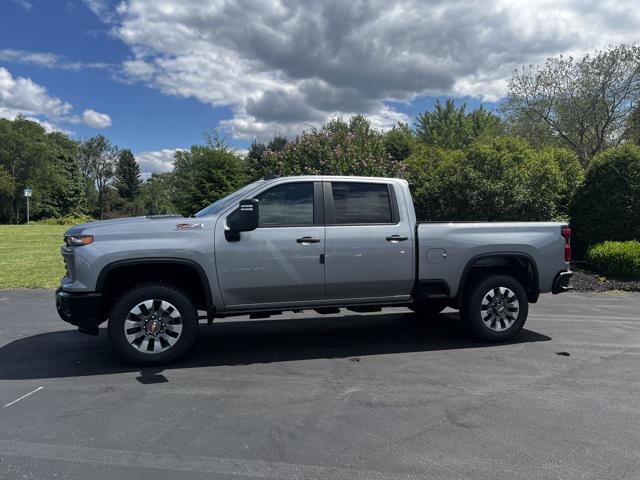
552, 270, 573, 294
55, 288, 104, 335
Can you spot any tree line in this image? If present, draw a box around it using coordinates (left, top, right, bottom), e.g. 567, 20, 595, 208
1, 44, 640, 252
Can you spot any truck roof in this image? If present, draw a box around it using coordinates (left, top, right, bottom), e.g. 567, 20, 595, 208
262, 174, 407, 183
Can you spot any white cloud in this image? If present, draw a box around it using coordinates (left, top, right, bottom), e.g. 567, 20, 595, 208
26, 118, 74, 136
82, 108, 111, 128
93, 0, 640, 139
0, 49, 112, 71
11, 0, 32, 11
234, 148, 249, 159
0, 66, 111, 132
82, 0, 118, 23
0, 67, 73, 119
0, 49, 57, 68
135, 148, 180, 176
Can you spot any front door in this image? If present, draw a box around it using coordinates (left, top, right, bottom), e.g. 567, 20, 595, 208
216, 181, 325, 309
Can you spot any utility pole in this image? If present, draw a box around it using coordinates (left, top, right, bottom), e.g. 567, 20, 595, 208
23, 188, 32, 224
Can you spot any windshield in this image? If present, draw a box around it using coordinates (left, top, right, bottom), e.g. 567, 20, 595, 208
194, 180, 263, 217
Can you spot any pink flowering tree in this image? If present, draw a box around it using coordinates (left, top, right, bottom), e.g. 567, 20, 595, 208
259, 116, 405, 178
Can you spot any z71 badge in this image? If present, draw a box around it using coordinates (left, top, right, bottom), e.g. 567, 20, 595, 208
176, 223, 203, 230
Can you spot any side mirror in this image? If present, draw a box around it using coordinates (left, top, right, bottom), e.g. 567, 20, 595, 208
228, 199, 259, 232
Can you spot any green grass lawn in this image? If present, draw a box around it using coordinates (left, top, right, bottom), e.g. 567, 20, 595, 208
0, 225, 67, 288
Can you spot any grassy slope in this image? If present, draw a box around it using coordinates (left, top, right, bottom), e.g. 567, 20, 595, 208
0, 225, 67, 289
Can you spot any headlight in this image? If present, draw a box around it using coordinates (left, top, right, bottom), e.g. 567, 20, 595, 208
64, 235, 93, 246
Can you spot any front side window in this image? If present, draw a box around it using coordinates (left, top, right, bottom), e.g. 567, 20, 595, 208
256, 182, 314, 226
331, 182, 393, 224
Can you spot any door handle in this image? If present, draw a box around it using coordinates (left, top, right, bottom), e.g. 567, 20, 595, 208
386, 235, 408, 242
296, 236, 321, 244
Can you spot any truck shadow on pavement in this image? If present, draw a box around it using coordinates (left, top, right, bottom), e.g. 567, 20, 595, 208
0, 311, 550, 381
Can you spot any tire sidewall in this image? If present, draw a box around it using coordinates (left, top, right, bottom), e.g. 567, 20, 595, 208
464, 274, 529, 342
108, 283, 198, 365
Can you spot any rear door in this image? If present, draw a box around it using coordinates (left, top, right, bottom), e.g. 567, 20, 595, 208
323, 180, 414, 302
216, 181, 325, 309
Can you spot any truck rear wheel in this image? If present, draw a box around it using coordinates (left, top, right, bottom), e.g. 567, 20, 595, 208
462, 274, 528, 342
108, 283, 198, 365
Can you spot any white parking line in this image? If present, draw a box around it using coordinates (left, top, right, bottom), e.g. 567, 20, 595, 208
3, 387, 44, 408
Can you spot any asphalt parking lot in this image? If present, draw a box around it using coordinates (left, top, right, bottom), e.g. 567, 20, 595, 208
0, 290, 639, 479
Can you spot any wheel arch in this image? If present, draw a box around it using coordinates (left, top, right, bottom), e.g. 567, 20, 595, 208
456, 252, 540, 306
96, 258, 214, 313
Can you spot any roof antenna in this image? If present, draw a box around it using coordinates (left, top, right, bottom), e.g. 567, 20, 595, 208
263, 173, 279, 180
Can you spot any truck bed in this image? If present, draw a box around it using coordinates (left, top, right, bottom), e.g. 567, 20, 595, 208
416, 222, 569, 297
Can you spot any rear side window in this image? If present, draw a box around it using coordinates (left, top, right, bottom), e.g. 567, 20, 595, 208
257, 182, 314, 226
331, 182, 393, 224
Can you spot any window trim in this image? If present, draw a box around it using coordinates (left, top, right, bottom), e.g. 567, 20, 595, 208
251, 181, 323, 229
323, 181, 400, 226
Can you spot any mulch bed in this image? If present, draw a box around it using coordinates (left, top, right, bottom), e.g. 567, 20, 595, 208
570, 264, 640, 292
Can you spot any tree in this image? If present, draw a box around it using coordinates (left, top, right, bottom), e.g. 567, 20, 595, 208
627, 104, 640, 145
540, 147, 585, 218
415, 99, 503, 149
384, 123, 415, 162
0, 116, 86, 223
0, 117, 50, 222
0, 166, 14, 216
114, 149, 142, 201
246, 135, 288, 179
137, 173, 176, 215
172, 135, 248, 216
246, 141, 266, 173
48, 132, 87, 218
266, 135, 287, 152
505, 44, 640, 166
259, 116, 403, 177
406, 136, 582, 222
78, 135, 117, 219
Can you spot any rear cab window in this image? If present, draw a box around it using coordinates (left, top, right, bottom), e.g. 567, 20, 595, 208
329, 182, 396, 224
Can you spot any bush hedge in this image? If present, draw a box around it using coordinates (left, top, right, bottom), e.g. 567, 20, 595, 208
586, 241, 640, 279
570, 145, 640, 257
33, 215, 93, 225
406, 136, 583, 221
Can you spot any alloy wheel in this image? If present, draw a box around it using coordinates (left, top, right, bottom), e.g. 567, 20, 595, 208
480, 287, 520, 332
123, 299, 183, 354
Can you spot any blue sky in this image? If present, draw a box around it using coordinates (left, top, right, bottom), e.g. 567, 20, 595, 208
1, 0, 638, 175
1, 1, 236, 160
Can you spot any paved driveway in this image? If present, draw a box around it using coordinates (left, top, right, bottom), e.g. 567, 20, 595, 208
0, 290, 639, 479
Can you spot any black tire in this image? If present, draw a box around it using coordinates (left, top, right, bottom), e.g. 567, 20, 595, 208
462, 274, 529, 342
409, 302, 447, 318
108, 283, 198, 365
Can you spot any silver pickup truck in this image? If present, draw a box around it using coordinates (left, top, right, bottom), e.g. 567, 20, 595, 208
56, 175, 573, 365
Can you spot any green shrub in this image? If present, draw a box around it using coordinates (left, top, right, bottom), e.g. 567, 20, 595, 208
406, 136, 582, 221
570, 145, 640, 257
33, 215, 93, 225
586, 241, 640, 279
541, 147, 585, 217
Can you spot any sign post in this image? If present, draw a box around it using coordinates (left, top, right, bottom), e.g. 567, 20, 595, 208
23, 188, 32, 224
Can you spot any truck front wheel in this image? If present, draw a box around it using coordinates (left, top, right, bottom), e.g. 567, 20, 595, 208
107, 283, 198, 365
462, 274, 529, 342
